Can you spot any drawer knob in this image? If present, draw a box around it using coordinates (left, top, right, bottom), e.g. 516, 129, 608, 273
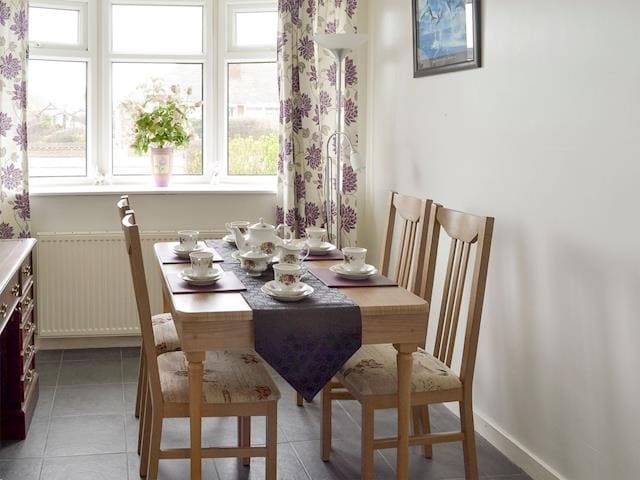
23, 321, 34, 333
11, 283, 20, 297
19, 297, 32, 313
22, 265, 31, 276
25, 369, 34, 383
24, 345, 36, 356
0, 303, 8, 317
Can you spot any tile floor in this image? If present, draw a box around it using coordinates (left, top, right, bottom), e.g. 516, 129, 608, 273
0, 348, 531, 480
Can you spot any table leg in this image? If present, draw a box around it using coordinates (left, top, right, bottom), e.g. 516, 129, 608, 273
186, 351, 205, 480
162, 288, 170, 312
395, 343, 418, 480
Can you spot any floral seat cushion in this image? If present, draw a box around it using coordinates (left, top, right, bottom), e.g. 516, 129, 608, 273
152, 313, 181, 355
336, 344, 461, 397
158, 350, 281, 405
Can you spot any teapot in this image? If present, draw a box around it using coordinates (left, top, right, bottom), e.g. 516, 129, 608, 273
231, 218, 292, 260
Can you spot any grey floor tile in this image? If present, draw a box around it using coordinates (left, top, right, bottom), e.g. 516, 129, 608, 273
52, 384, 125, 417
127, 452, 219, 480
121, 347, 140, 358
34, 387, 55, 418
124, 382, 139, 411
36, 350, 63, 364
124, 415, 140, 454
122, 356, 140, 384
41, 453, 128, 480
291, 438, 395, 480
38, 362, 60, 387
0, 458, 42, 480
0, 417, 49, 459
45, 415, 125, 457
215, 442, 309, 480
62, 348, 122, 363
57, 359, 123, 386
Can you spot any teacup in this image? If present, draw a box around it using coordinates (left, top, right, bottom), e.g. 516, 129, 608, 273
305, 227, 327, 248
178, 230, 199, 251
273, 264, 304, 291
342, 247, 367, 272
239, 250, 270, 277
190, 251, 214, 278
277, 242, 309, 266
225, 221, 250, 236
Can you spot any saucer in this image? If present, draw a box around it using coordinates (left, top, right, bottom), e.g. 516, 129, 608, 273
330, 263, 378, 280
223, 234, 236, 245
262, 281, 313, 302
179, 267, 223, 286
306, 242, 336, 255
172, 242, 205, 258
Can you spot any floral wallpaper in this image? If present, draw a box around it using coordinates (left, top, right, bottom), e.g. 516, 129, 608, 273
0, 0, 29, 238
277, 0, 360, 246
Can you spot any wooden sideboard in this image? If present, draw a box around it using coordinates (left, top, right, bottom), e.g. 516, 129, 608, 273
0, 239, 37, 440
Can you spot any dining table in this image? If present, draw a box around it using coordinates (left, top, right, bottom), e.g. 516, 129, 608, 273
154, 240, 429, 480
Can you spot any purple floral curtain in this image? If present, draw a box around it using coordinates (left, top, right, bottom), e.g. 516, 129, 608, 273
0, 0, 29, 238
276, 0, 360, 246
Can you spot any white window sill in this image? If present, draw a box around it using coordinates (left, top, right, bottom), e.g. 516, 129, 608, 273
29, 183, 277, 197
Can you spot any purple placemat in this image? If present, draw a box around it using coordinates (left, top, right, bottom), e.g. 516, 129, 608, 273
157, 242, 224, 264
309, 267, 398, 288
167, 270, 246, 294
306, 250, 344, 261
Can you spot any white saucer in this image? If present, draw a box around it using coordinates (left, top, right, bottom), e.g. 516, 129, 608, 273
262, 281, 313, 302
223, 234, 236, 245
179, 267, 223, 286
172, 242, 205, 258
330, 263, 377, 280
307, 242, 336, 255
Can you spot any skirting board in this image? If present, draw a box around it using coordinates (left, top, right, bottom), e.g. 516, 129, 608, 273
444, 404, 566, 480
37, 336, 141, 351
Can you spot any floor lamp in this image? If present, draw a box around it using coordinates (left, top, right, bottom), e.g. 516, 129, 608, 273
314, 33, 367, 249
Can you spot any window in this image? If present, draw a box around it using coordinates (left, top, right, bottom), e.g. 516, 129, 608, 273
28, 0, 278, 185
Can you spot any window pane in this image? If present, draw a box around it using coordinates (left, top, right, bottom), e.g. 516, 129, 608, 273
29, 7, 80, 46
28, 60, 87, 177
112, 5, 203, 54
112, 63, 203, 176
235, 11, 277, 48
228, 63, 278, 176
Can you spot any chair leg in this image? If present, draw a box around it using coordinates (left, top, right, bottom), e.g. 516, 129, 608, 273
460, 400, 479, 480
139, 388, 152, 478
137, 359, 148, 455
321, 384, 332, 462
146, 408, 163, 480
412, 405, 433, 459
361, 401, 374, 480
296, 392, 304, 406
238, 416, 251, 466
266, 402, 278, 480
135, 348, 144, 418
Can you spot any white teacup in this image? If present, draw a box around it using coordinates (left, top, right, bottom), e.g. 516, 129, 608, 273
273, 264, 304, 291
178, 230, 199, 251
239, 250, 270, 277
225, 221, 250, 235
305, 227, 326, 248
190, 251, 214, 278
277, 243, 309, 266
342, 247, 367, 272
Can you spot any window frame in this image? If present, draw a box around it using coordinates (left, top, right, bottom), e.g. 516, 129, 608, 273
28, 0, 278, 188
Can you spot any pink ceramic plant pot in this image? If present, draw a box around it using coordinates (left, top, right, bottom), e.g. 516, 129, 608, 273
150, 147, 174, 187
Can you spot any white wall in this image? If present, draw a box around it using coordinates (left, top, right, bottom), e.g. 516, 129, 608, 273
363, 1, 640, 479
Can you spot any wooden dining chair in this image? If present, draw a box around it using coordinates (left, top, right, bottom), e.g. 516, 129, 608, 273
321, 201, 494, 480
121, 209, 280, 479
117, 196, 182, 457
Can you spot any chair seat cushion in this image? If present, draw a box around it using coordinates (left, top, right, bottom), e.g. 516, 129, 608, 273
336, 344, 461, 397
152, 313, 181, 355
158, 351, 281, 405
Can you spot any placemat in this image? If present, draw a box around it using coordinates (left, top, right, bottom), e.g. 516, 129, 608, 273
308, 267, 398, 288
167, 270, 246, 294
210, 239, 361, 401
156, 242, 224, 264
306, 250, 344, 261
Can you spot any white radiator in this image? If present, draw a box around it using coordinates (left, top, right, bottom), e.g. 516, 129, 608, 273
36, 230, 223, 338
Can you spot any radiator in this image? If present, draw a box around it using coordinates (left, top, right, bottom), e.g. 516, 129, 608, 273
36, 230, 223, 338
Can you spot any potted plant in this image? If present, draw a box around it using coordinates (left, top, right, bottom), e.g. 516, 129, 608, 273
122, 82, 201, 187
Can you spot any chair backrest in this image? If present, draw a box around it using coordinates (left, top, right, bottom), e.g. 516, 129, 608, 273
417, 204, 494, 385
379, 191, 432, 293
117, 195, 130, 220
120, 209, 162, 400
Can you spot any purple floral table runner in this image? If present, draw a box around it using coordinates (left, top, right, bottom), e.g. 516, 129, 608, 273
212, 240, 361, 401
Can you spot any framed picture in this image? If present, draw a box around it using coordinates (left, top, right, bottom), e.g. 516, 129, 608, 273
412, 0, 481, 77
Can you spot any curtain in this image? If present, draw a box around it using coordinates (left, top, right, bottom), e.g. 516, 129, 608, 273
0, 0, 29, 239
276, 0, 360, 246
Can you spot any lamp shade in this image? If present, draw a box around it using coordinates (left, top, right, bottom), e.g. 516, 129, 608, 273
314, 33, 367, 60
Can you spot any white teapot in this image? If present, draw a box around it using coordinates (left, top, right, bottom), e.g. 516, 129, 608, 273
231, 218, 292, 260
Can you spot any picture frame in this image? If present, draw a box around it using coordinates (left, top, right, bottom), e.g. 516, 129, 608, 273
412, 0, 481, 78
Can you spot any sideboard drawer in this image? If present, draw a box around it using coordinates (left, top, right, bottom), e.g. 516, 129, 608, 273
0, 271, 20, 324
20, 255, 33, 295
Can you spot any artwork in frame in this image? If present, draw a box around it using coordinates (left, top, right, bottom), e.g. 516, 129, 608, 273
412, 0, 481, 77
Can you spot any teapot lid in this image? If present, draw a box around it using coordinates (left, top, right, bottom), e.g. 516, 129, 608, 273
250, 218, 274, 231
